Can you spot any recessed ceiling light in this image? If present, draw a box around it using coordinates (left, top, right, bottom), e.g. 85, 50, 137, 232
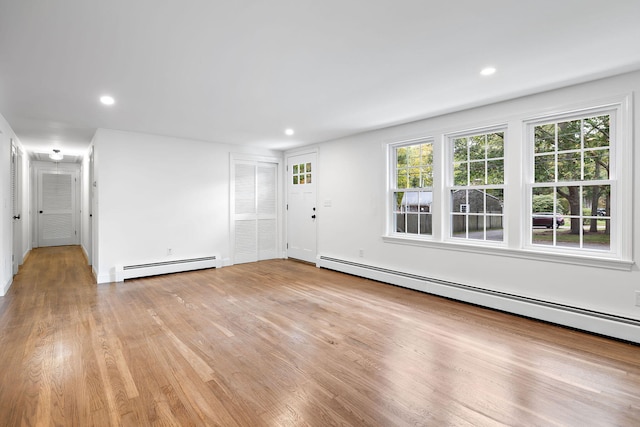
284, 128, 294, 136
480, 67, 497, 76
100, 95, 115, 105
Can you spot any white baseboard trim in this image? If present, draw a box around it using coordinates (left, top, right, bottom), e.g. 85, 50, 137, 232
114, 255, 220, 282
1, 278, 12, 296
96, 271, 111, 284
317, 255, 640, 344
22, 247, 30, 263
81, 245, 90, 265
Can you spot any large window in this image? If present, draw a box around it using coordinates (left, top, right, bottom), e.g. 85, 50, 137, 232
449, 130, 505, 242
391, 140, 433, 236
530, 113, 613, 252
385, 97, 630, 268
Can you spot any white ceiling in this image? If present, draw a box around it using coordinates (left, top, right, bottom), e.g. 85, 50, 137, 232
1, 0, 640, 156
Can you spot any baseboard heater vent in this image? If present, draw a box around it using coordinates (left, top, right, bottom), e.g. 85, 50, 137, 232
116, 256, 218, 282
318, 256, 640, 343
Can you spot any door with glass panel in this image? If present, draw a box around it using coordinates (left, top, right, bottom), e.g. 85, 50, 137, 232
286, 152, 317, 263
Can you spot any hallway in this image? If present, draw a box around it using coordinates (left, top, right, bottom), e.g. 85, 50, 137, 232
0, 246, 639, 426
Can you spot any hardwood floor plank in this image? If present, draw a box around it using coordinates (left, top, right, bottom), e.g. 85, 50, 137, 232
87, 310, 127, 426
0, 246, 638, 426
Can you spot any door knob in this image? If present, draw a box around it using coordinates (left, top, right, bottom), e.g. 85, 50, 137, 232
311, 215, 316, 219
13, 214, 20, 220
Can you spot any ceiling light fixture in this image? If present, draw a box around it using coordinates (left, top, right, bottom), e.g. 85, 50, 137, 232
284, 128, 294, 136
100, 95, 115, 105
49, 149, 63, 161
480, 67, 497, 76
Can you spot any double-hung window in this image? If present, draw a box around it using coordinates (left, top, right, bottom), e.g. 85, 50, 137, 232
391, 139, 433, 236
449, 129, 505, 242
385, 96, 630, 268
528, 110, 617, 254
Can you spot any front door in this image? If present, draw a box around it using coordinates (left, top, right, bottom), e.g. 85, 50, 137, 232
38, 169, 78, 247
287, 151, 317, 263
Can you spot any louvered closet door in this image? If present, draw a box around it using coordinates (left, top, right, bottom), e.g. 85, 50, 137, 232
257, 163, 278, 260
233, 160, 278, 264
38, 170, 78, 247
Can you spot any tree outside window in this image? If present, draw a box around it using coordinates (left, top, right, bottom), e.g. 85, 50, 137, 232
531, 115, 611, 250
392, 141, 433, 236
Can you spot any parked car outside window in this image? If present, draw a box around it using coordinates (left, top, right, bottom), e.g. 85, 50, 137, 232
532, 212, 564, 228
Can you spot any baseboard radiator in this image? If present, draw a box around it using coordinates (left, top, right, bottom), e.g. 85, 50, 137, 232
115, 256, 218, 282
317, 256, 640, 344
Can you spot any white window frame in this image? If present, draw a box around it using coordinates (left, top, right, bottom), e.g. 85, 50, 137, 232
383, 95, 633, 271
523, 98, 632, 263
387, 137, 435, 238
445, 125, 507, 246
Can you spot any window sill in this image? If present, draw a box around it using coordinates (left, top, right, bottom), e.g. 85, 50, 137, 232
382, 235, 634, 271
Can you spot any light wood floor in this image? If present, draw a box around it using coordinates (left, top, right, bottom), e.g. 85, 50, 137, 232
1, 246, 638, 426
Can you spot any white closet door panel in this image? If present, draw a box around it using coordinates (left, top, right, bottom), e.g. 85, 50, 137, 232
235, 164, 256, 215
258, 219, 277, 259
43, 173, 72, 210
232, 159, 279, 264
42, 214, 74, 240
235, 220, 257, 264
257, 165, 276, 215
38, 170, 77, 247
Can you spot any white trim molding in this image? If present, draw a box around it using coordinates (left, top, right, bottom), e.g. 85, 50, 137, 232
1, 277, 13, 296
318, 255, 640, 344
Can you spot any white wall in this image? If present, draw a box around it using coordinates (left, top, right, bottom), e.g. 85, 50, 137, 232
92, 129, 282, 283
311, 70, 640, 333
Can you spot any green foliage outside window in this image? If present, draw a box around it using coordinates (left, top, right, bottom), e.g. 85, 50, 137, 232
453, 132, 504, 186
533, 115, 610, 235
396, 143, 433, 188
394, 142, 434, 236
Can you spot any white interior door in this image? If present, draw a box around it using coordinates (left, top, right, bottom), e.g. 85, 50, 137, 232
87, 147, 94, 264
232, 159, 279, 264
11, 141, 22, 274
287, 152, 317, 263
38, 169, 78, 247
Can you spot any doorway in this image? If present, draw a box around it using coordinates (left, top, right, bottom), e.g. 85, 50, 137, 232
11, 140, 23, 274
286, 151, 317, 264
36, 165, 79, 247
87, 146, 94, 264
